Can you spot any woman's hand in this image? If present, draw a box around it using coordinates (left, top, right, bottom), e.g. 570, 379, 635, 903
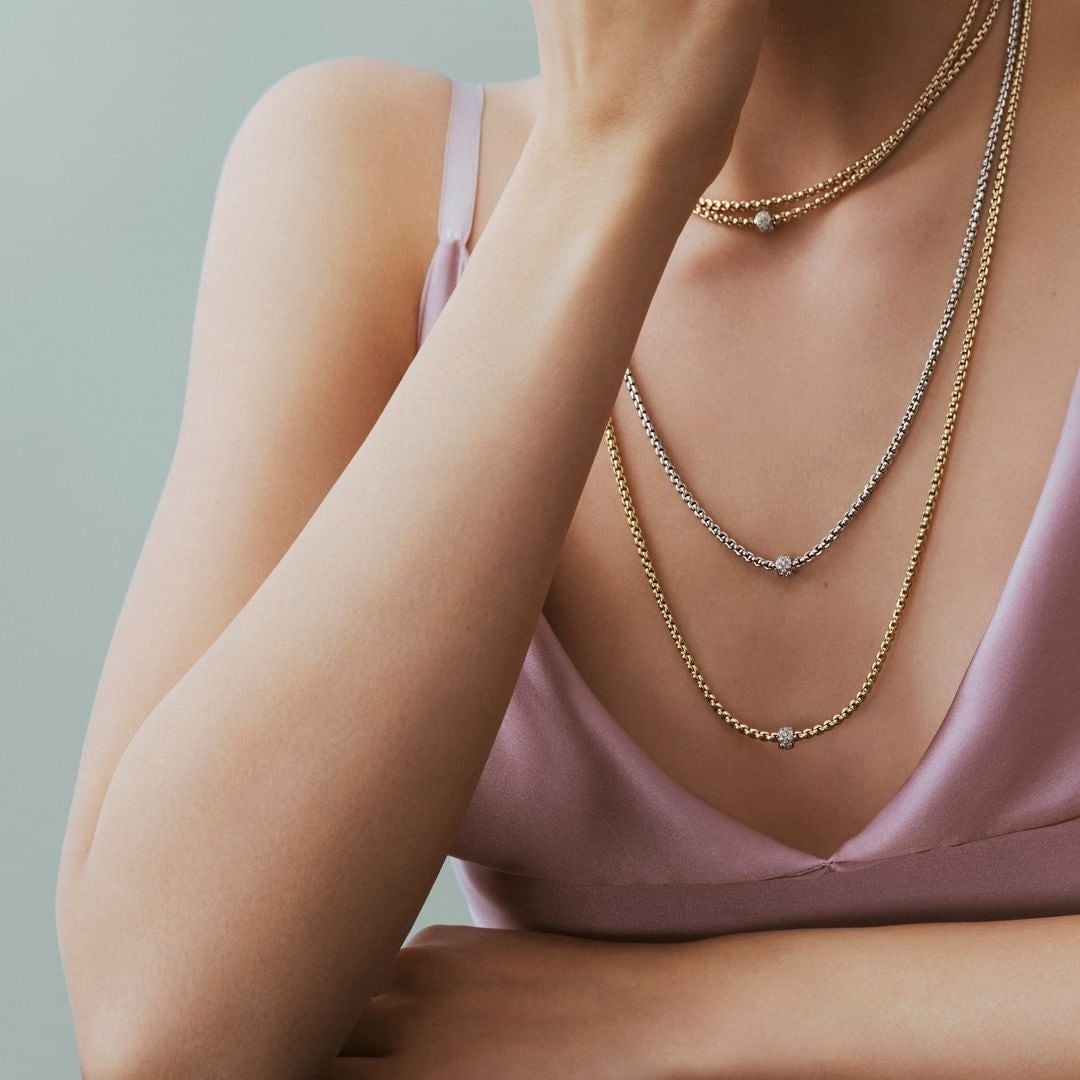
530, 0, 772, 194
331, 923, 707, 1079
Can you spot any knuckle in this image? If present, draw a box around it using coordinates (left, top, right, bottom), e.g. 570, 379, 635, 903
405, 922, 453, 947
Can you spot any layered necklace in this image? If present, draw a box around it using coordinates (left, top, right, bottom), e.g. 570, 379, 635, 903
603, 0, 1030, 749
694, 0, 1003, 233
628, 0, 1007, 579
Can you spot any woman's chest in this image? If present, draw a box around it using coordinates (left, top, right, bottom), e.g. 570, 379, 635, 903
541, 102, 1080, 861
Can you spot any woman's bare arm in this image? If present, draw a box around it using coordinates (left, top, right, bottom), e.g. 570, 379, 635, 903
54, 58, 708, 1079
683, 912, 1080, 1077
347, 915, 1080, 1076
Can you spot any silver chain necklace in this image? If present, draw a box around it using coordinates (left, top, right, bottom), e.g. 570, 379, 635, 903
622, 26, 1011, 581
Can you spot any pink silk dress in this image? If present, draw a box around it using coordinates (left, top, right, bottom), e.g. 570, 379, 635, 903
416, 77, 1080, 942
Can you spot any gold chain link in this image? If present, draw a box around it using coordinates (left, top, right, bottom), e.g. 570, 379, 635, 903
604, 0, 1029, 747
693, 0, 1003, 231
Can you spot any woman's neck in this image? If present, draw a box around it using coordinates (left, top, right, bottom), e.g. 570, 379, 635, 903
703, 0, 1005, 201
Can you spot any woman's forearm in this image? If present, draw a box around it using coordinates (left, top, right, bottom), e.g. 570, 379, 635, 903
64, 117, 700, 1077
670, 913, 1080, 1078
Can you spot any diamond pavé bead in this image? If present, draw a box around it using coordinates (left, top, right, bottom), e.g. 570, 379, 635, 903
777, 725, 796, 750
775, 554, 794, 577
754, 209, 775, 233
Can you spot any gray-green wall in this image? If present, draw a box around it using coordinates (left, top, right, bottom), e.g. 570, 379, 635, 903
4, 5, 537, 1075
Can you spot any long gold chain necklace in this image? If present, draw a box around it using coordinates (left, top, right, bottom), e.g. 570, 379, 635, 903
604, 0, 1029, 750
694, 0, 1003, 233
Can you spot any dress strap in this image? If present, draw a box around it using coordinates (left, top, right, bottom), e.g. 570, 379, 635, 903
416, 77, 486, 347
437, 78, 484, 244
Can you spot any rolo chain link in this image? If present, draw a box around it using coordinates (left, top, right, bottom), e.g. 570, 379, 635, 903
603, 0, 1029, 748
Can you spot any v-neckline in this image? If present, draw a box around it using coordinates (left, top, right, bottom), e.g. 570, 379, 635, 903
536, 364, 1080, 868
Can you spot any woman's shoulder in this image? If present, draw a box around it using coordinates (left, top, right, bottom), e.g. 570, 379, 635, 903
252, 54, 540, 128
232, 56, 541, 335
238, 57, 461, 281
244, 56, 543, 195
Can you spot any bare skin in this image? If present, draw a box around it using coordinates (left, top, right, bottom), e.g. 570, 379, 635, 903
55, 0, 1079, 1076
338, 918, 1080, 1077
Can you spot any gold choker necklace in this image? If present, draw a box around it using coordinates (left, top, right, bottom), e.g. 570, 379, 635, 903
694, 0, 1003, 234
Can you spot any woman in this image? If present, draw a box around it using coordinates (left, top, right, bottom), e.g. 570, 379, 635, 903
56, 0, 1080, 1075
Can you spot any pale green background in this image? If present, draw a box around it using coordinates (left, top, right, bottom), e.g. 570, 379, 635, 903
3, 5, 537, 1076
